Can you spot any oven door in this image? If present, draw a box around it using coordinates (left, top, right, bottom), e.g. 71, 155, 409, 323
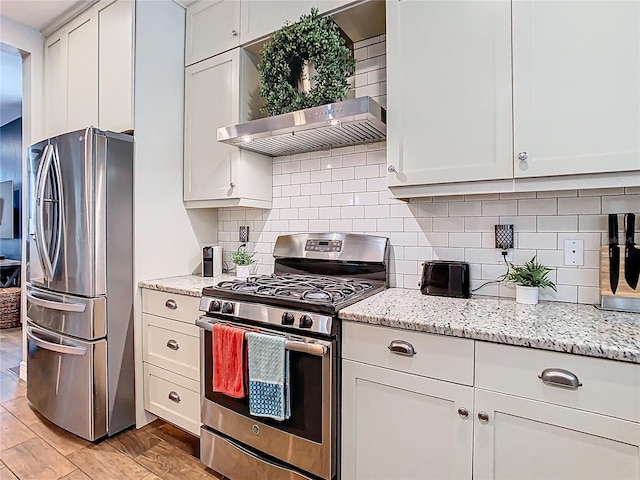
197, 317, 337, 480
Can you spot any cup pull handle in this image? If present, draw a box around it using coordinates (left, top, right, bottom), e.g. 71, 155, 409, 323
165, 299, 178, 310
168, 391, 181, 403
166, 339, 179, 351
388, 340, 416, 357
538, 368, 582, 390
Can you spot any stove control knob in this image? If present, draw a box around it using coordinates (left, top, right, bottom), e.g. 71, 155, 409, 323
281, 312, 295, 326
221, 302, 234, 314
299, 314, 313, 329
211, 300, 221, 312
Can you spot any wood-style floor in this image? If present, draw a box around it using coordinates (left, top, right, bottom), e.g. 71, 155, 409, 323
0, 328, 225, 480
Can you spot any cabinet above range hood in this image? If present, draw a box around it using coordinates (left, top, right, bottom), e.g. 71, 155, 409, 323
217, 97, 386, 157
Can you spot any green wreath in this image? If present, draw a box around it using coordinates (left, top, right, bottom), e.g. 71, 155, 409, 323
258, 8, 355, 116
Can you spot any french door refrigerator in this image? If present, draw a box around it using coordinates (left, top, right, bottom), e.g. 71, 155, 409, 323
26, 127, 134, 441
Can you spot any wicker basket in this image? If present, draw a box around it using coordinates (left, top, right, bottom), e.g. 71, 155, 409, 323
0, 287, 21, 329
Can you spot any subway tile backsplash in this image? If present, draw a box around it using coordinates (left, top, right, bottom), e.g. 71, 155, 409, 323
217, 36, 639, 305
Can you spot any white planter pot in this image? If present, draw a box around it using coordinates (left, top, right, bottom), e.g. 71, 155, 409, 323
235, 265, 252, 279
515, 285, 539, 305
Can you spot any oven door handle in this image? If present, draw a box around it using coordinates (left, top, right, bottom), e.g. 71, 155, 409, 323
196, 318, 328, 356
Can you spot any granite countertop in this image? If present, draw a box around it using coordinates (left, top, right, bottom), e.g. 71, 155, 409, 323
339, 288, 640, 364
138, 274, 238, 297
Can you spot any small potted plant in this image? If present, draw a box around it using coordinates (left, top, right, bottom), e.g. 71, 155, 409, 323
500, 256, 556, 305
231, 245, 256, 280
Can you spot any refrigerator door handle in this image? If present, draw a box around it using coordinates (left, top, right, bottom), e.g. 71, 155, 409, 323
26, 326, 88, 356
26, 292, 86, 312
50, 147, 64, 274
35, 144, 55, 282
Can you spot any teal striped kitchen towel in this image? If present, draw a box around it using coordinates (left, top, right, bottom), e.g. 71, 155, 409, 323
247, 332, 290, 421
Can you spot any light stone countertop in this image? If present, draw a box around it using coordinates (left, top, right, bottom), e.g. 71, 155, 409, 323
138, 274, 238, 297
338, 288, 640, 364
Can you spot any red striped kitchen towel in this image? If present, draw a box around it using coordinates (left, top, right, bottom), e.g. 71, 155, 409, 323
212, 323, 246, 398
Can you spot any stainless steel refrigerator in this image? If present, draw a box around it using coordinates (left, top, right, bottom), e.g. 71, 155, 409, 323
25, 127, 134, 441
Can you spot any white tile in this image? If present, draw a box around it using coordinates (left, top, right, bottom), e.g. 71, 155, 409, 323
625, 187, 640, 194
469, 264, 482, 280
332, 167, 355, 181
310, 194, 332, 207
218, 209, 231, 221
280, 208, 298, 220
578, 286, 600, 304
419, 202, 448, 217
246, 209, 264, 221
481, 232, 496, 248
365, 205, 390, 218
290, 152, 311, 161
290, 172, 311, 184
404, 246, 433, 261
464, 217, 500, 232
583, 250, 600, 269
433, 195, 465, 202
366, 150, 386, 165
311, 148, 332, 159
222, 221, 238, 231
353, 219, 377, 231
511, 249, 537, 264
379, 82, 387, 95
230, 209, 246, 221
433, 247, 465, 261
534, 250, 565, 268
416, 218, 433, 233
310, 170, 331, 183
342, 153, 367, 167
341, 206, 364, 219
471, 280, 499, 296
537, 215, 578, 232
557, 232, 602, 251
354, 72, 368, 88
332, 193, 354, 206
482, 264, 508, 280
354, 46, 368, 61
355, 36, 381, 48
355, 57, 381, 74
377, 218, 404, 231
272, 197, 291, 209
482, 200, 517, 216
389, 203, 412, 217
578, 214, 606, 232
309, 220, 330, 231
320, 182, 342, 195
281, 185, 301, 197
307, 183, 321, 195
498, 215, 536, 232
272, 186, 282, 198
332, 145, 355, 156
272, 163, 282, 175
537, 190, 577, 198
298, 208, 319, 220
289, 220, 309, 232
354, 192, 379, 205
433, 217, 465, 232
601, 195, 640, 214
449, 233, 482, 248
449, 201, 481, 217
368, 67, 387, 84
366, 177, 387, 191
330, 219, 353, 231
556, 268, 599, 287
282, 161, 301, 174
300, 158, 320, 171
269, 220, 288, 231
356, 142, 381, 153
499, 192, 536, 200
465, 248, 502, 264
578, 187, 625, 197
557, 197, 601, 214
403, 217, 422, 232
368, 41, 386, 57
391, 232, 419, 247
422, 232, 449, 247
465, 193, 500, 201
290, 196, 310, 208
355, 165, 380, 178
517, 232, 557, 249
393, 260, 420, 275
321, 156, 342, 170
273, 174, 291, 186
319, 206, 340, 219
518, 198, 557, 215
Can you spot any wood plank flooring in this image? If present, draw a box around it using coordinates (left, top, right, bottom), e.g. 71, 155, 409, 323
0, 328, 225, 480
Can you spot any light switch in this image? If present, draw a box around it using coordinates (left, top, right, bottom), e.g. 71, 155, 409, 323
564, 239, 584, 266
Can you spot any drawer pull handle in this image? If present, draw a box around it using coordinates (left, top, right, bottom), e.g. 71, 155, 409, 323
388, 340, 416, 357
166, 339, 179, 350
168, 391, 181, 403
538, 368, 582, 390
165, 299, 178, 310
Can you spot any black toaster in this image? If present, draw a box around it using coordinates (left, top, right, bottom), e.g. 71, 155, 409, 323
420, 261, 470, 298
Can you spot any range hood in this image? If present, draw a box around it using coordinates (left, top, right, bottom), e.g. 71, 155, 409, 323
217, 97, 386, 157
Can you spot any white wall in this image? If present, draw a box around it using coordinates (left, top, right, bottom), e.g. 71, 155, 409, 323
217, 36, 640, 305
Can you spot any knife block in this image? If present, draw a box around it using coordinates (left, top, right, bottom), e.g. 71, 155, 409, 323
599, 246, 640, 298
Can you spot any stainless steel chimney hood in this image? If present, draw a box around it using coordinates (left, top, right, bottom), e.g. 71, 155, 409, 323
217, 96, 386, 157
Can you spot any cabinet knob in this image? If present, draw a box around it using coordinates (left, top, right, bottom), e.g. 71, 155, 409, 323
231, 29, 238, 36
388, 339, 416, 357
477, 411, 489, 424
457, 407, 469, 419
230, 182, 236, 188
165, 299, 177, 310
168, 391, 181, 403
166, 339, 179, 351
387, 165, 396, 173
517, 151, 528, 161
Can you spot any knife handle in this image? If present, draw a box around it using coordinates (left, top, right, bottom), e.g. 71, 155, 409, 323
608, 214, 618, 244
626, 213, 635, 245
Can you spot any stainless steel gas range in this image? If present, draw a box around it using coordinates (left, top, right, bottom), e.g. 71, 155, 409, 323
196, 233, 388, 480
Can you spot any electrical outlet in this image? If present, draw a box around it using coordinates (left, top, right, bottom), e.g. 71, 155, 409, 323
564, 239, 584, 266
239, 226, 249, 243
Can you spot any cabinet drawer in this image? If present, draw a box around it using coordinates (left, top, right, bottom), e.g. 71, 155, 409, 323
144, 363, 200, 436
143, 314, 200, 381
142, 289, 201, 324
475, 341, 640, 422
342, 322, 474, 386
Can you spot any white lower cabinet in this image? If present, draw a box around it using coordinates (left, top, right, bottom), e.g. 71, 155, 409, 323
342, 360, 473, 480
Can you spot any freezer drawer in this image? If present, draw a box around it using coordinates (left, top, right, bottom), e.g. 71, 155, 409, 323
26, 284, 106, 340
26, 322, 108, 441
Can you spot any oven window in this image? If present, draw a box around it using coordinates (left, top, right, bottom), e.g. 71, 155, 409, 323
204, 331, 325, 444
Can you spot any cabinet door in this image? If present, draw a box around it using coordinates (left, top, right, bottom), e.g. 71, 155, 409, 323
342, 360, 473, 480
44, 33, 68, 138
386, 0, 513, 187
98, 0, 133, 132
513, 1, 640, 178
65, 12, 98, 132
185, 0, 240, 66
473, 389, 640, 480
240, 1, 351, 45
184, 50, 238, 202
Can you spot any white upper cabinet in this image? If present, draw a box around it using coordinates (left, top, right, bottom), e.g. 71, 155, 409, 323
185, 0, 240, 66
512, 1, 640, 178
386, 0, 513, 187
44, 34, 68, 138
